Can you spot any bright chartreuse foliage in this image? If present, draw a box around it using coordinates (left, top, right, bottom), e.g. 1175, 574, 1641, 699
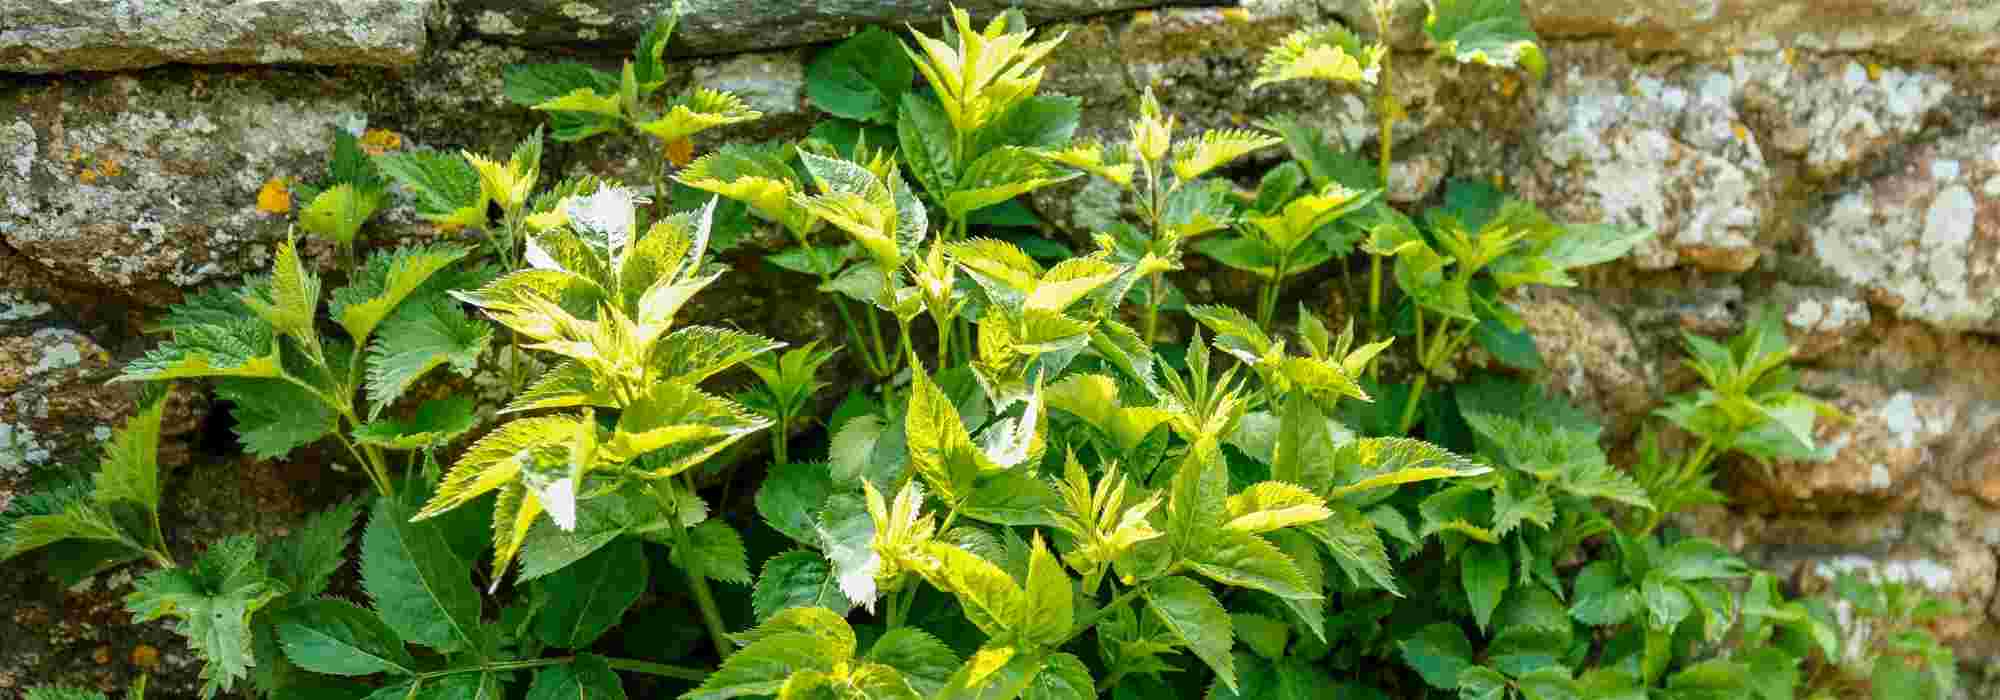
10, 4, 1961, 700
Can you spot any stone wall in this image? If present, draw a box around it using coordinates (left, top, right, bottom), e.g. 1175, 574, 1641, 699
1, 0, 1996, 695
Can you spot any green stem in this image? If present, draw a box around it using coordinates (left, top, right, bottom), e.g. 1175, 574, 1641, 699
677, 476, 734, 661
412, 656, 708, 684
812, 255, 884, 377
1098, 668, 1131, 696
771, 410, 789, 466
602, 657, 710, 682
1142, 271, 1164, 346
145, 548, 177, 569
1257, 256, 1289, 329
884, 587, 907, 630
416, 657, 565, 681
1058, 582, 1149, 647
1368, 41, 1397, 343
333, 428, 392, 497
863, 301, 892, 379
936, 313, 953, 369
1368, 254, 1384, 353
1396, 373, 1430, 435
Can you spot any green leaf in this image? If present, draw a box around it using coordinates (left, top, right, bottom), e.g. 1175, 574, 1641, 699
1231, 613, 1290, 661
633, 10, 678, 90
976, 95, 1083, 153
505, 62, 618, 107
1172, 130, 1280, 183
91, 396, 167, 513
1658, 538, 1747, 582
753, 551, 854, 621
1145, 576, 1237, 691
758, 463, 834, 546
1326, 438, 1488, 499
1456, 667, 1509, 700
299, 184, 385, 246
1224, 481, 1331, 534
1424, 0, 1546, 79
1188, 529, 1318, 602
1544, 224, 1652, 270
275, 599, 415, 677
938, 645, 1042, 700
1664, 659, 1751, 700
867, 628, 960, 697
239, 237, 321, 341
679, 519, 753, 585
330, 244, 470, 344
1742, 647, 1802, 700
1193, 236, 1280, 278
1473, 319, 1543, 371
636, 87, 764, 144
527, 654, 628, 700
961, 470, 1063, 528
808, 27, 915, 124
1569, 561, 1637, 626
118, 317, 284, 382
515, 487, 667, 583
0, 485, 138, 574
1642, 575, 1693, 630
919, 543, 1026, 639
268, 499, 363, 604
685, 632, 834, 700
1020, 535, 1073, 646
1253, 24, 1383, 88
905, 365, 987, 504
1022, 653, 1094, 700
817, 493, 879, 610
1399, 622, 1474, 690
365, 296, 492, 418
125, 535, 282, 697
375, 149, 488, 228
1462, 543, 1510, 633
361, 491, 480, 651
943, 148, 1079, 221
212, 377, 338, 460
1301, 506, 1396, 594
898, 93, 959, 200
535, 536, 647, 649
354, 396, 479, 450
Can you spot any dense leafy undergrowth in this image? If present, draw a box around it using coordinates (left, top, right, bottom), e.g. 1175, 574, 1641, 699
3, 2, 1964, 699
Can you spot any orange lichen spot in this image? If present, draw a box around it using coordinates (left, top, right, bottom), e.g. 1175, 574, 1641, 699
131, 644, 161, 670
360, 128, 403, 155
1491, 174, 1505, 190
1733, 123, 1750, 142
93, 646, 112, 665
665, 137, 696, 168
257, 177, 292, 215
1866, 63, 1883, 81
1499, 73, 1520, 98
1221, 7, 1251, 23
1783, 47, 1799, 66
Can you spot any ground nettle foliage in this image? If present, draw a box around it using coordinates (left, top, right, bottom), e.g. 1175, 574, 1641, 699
2, 2, 1961, 699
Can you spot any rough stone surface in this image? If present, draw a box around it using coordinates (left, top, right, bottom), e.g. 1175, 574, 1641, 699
460, 0, 1212, 54
4, 0, 2000, 695
0, 1, 444, 74
1321, 0, 2000, 64
1809, 123, 2000, 333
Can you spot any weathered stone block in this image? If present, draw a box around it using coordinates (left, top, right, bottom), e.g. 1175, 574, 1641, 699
0, 1, 443, 74
1810, 123, 2000, 333
461, 0, 1211, 53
